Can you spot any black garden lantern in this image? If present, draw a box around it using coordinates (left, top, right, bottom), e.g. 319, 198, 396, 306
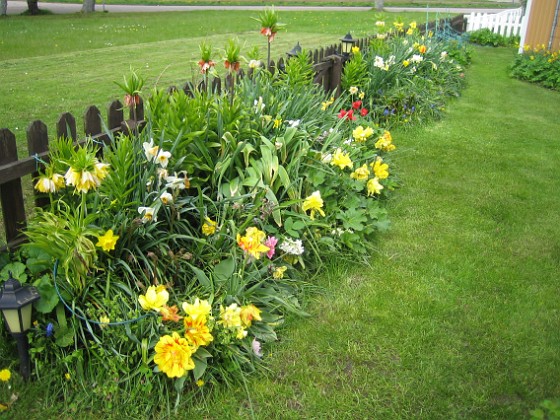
0, 273, 40, 380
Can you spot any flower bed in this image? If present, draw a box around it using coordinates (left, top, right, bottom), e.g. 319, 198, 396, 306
0, 12, 471, 415
511, 44, 560, 91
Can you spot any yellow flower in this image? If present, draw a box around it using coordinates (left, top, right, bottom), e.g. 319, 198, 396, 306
154, 332, 195, 378
240, 304, 262, 327
321, 97, 334, 111
273, 266, 287, 279
302, 191, 325, 220
352, 126, 374, 143
65, 372, 71, 381
0, 369, 11, 382
236, 227, 270, 260
371, 157, 389, 179
182, 298, 212, 321
367, 177, 384, 196
273, 118, 282, 128
407, 28, 414, 35
218, 303, 242, 329
0, 403, 7, 412
375, 131, 396, 152
358, 91, 365, 100
351, 46, 360, 54
34, 173, 65, 193
236, 327, 248, 339
350, 164, 370, 181
418, 44, 427, 54
196, 379, 205, 387
202, 217, 217, 236
409, 21, 417, 29
138, 285, 169, 312
138, 206, 157, 223
184, 316, 214, 347
331, 148, 353, 170
393, 21, 404, 32
96, 229, 119, 252
160, 305, 183, 322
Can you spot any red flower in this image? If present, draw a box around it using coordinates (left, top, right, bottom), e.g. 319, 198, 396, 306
352, 100, 362, 110
198, 60, 216, 74
337, 109, 348, 119
360, 108, 369, 117
346, 109, 356, 121
260, 27, 277, 42
225, 61, 241, 72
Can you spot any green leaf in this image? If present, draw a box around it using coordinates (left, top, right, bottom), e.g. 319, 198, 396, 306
213, 257, 236, 287
0, 262, 27, 283
33, 274, 59, 314
55, 325, 75, 347
187, 263, 212, 293
192, 356, 208, 381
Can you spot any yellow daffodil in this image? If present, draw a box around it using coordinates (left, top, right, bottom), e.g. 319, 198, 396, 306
240, 304, 262, 327
403, 59, 410, 67
375, 131, 396, 152
218, 303, 242, 329
273, 118, 282, 128
358, 91, 365, 100
138, 285, 169, 312
138, 206, 157, 223
302, 191, 325, 220
182, 298, 212, 321
237, 227, 270, 260
367, 177, 384, 196
202, 217, 217, 236
350, 164, 370, 181
154, 332, 195, 378
349, 86, 359, 95
96, 229, 119, 252
352, 126, 374, 143
331, 148, 353, 170
372, 157, 390, 179
273, 266, 288, 279
351, 46, 360, 54
184, 316, 214, 347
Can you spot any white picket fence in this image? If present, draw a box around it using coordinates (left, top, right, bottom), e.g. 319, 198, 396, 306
465, 7, 525, 37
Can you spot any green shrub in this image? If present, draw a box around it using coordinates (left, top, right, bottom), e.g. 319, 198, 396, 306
468, 28, 519, 47
510, 46, 560, 90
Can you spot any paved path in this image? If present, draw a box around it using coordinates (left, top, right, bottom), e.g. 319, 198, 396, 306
5, 1, 511, 16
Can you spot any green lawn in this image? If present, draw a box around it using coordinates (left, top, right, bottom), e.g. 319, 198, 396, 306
170, 46, 558, 418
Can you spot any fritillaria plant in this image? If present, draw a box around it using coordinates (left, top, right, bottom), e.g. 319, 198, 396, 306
253, 7, 284, 69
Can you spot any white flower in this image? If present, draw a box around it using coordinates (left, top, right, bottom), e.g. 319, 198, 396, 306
249, 59, 261, 69
254, 97, 265, 112
440, 51, 448, 60
287, 119, 300, 128
155, 150, 172, 168
321, 153, 333, 164
138, 206, 157, 223
349, 86, 359, 95
279, 238, 304, 255
375, 21, 385, 27
252, 338, 263, 357
374, 56, 385, 69
143, 139, 159, 162
377, 33, 387, 40
160, 192, 173, 205
411, 54, 423, 63
165, 172, 188, 190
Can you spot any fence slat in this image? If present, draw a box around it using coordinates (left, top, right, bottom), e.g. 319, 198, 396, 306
108, 100, 124, 130
26, 120, 50, 208
0, 129, 26, 248
57, 112, 77, 140
84, 105, 102, 137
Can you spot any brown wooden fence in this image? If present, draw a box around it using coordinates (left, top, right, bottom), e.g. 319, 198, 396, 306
0, 15, 464, 251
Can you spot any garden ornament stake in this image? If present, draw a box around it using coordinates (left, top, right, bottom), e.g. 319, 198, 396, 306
0, 273, 40, 380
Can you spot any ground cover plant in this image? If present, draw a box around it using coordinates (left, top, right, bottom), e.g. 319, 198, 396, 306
0, 11, 475, 417
467, 27, 519, 47
510, 44, 560, 90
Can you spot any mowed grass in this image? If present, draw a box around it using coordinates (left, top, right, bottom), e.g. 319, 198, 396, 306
168, 47, 559, 418
0, 10, 429, 153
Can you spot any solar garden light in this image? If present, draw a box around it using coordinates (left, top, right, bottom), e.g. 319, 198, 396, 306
0, 273, 40, 380
340, 32, 357, 57
286, 42, 302, 58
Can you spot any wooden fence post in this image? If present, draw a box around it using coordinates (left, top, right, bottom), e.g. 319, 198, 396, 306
329, 55, 343, 97
27, 120, 50, 209
84, 105, 102, 137
0, 129, 26, 248
57, 112, 77, 140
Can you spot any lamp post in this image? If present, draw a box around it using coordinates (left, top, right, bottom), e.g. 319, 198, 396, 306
0, 273, 40, 380
340, 32, 357, 58
286, 42, 302, 58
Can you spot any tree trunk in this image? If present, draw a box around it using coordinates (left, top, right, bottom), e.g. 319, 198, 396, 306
1, 0, 7, 16
82, 0, 96, 13
375, 0, 384, 11
27, 0, 40, 15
